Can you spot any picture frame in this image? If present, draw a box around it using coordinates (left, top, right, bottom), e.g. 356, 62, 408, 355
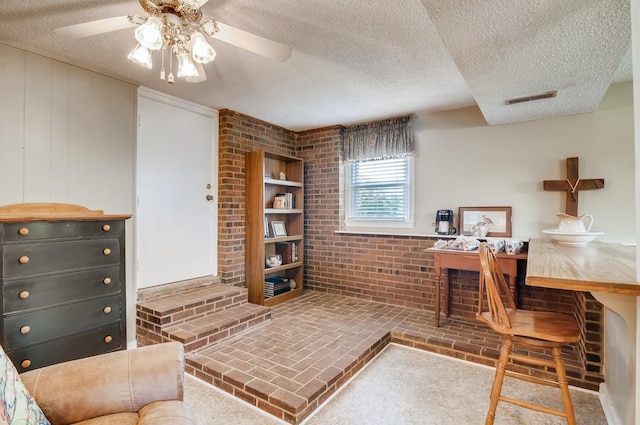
458, 206, 512, 237
271, 220, 287, 237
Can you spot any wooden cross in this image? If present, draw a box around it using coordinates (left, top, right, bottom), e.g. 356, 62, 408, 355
543, 157, 604, 216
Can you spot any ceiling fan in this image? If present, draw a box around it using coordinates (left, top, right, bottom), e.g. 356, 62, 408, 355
54, 0, 292, 84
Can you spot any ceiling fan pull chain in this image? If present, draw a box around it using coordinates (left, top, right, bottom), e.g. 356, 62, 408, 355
168, 47, 175, 84
160, 48, 166, 81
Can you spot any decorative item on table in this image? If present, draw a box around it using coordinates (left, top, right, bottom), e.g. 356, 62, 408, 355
541, 212, 604, 246
433, 235, 480, 251
459, 207, 512, 237
504, 239, 524, 255
432, 209, 456, 235
279, 171, 286, 180
265, 254, 283, 268
486, 238, 505, 254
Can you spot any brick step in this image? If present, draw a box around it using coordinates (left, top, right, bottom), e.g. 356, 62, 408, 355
164, 303, 271, 353
136, 284, 271, 350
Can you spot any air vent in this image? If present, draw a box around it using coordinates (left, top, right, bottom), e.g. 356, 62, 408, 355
506, 90, 558, 105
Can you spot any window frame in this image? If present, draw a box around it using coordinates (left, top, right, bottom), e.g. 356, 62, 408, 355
343, 156, 414, 229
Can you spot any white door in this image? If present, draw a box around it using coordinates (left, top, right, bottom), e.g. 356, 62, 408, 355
136, 88, 218, 289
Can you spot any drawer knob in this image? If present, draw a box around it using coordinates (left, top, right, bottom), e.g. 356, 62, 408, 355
103, 277, 112, 285
19, 291, 30, 299
104, 335, 113, 343
18, 227, 29, 236
103, 248, 111, 256
20, 325, 31, 334
19, 256, 29, 264
21, 359, 32, 369
103, 306, 112, 314
102, 224, 111, 232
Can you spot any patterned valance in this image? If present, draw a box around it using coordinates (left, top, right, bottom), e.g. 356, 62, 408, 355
340, 116, 415, 162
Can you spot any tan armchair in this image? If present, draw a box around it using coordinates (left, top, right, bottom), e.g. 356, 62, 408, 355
19, 342, 197, 425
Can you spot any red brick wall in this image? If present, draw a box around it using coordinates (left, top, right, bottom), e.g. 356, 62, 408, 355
217, 109, 296, 285
216, 110, 603, 386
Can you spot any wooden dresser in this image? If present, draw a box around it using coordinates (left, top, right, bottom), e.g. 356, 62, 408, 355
0, 203, 131, 372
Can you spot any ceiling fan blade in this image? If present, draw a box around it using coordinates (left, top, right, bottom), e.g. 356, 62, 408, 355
213, 22, 291, 62
54, 16, 136, 39
186, 62, 208, 83
184, 0, 210, 7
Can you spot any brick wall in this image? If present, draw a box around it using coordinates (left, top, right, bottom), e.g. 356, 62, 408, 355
216, 110, 604, 387
217, 109, 296, 285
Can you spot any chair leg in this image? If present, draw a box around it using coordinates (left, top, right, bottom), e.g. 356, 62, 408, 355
485, 337, 513, 425
552, 346, 576, 425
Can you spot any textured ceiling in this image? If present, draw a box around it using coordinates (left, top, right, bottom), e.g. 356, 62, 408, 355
0, 0, 633, 131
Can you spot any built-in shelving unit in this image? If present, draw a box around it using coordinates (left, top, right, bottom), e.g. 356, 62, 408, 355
245, 150, 304, 306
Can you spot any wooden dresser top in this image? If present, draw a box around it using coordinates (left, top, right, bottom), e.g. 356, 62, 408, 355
0, 203, 131, 222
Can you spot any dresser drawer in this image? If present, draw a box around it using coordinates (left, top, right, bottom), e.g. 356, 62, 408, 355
2, 239, 121, 278
1, 221, 122, 242
8, 323, 123, 373
3, 295, 122, 349
2, 266, 121, 313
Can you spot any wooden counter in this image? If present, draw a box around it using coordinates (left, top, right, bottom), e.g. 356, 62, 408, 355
526, 238, 640, 295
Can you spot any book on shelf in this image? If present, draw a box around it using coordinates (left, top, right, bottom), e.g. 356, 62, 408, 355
275, 242, 299, 264
264, 276, 291, 298
273, 192, 295, 209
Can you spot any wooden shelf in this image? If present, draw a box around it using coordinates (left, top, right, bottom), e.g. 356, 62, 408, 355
245, 150, 304, 306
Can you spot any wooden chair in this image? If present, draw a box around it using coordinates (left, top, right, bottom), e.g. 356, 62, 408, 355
476, 242, 580, 425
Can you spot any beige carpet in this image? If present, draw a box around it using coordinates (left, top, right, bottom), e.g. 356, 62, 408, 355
184, 344, 608, 425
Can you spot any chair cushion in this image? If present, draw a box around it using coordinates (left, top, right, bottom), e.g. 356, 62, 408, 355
0, 345, 50, 425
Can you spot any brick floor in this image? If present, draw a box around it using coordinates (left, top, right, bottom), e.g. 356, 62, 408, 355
184, 290, 599, 424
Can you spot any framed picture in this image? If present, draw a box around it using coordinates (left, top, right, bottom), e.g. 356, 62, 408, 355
458, 206, 512, 237
271, 220, 287, 237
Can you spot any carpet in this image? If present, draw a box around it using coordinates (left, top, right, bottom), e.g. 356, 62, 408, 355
184, 344, 607, 425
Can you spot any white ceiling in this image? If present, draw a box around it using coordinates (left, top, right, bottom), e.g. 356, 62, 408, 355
0, 0, 633, 131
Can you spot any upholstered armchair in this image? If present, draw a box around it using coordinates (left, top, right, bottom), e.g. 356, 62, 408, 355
8, 342, 196, 425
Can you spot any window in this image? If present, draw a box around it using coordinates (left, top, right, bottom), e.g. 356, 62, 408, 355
345, 156, 413, 226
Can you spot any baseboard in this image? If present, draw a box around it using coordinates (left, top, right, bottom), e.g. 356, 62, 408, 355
599, 382, 622, 425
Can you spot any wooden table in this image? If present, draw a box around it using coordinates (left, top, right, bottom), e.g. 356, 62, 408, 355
526, 238, 640, 340
526, 239, 640, 295
427, 248, 528, 326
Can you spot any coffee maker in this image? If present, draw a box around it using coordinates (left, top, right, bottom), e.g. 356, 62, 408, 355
433, 210, 456, 235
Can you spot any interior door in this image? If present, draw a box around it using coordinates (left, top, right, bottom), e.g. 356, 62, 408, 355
135, 88, 218, 289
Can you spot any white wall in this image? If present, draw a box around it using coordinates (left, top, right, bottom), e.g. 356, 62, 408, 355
0, 43, 137, 344
412, 82, 635, 242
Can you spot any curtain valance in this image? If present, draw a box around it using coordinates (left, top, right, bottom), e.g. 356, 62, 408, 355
340, 116, 415, 162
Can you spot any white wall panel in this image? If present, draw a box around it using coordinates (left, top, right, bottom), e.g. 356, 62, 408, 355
0, 44, 26, 204
23, 54, 53, 201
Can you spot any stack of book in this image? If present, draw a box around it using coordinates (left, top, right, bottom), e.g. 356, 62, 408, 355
274, 192, 295, 209
275, 242, 299, 264
264, 276, 291, 298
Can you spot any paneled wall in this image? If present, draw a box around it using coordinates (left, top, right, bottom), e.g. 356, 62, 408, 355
0, 43, 136, 343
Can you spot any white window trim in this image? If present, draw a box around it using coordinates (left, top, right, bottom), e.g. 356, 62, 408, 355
343, 156, 415, 230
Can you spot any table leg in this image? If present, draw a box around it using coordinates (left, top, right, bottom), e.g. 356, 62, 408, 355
444, 268, 450, 319
434, 267, 441, 326
508, 275, 517, 304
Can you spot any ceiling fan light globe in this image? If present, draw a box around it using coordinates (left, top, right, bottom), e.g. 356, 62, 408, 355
191, 32, 216, 64
135, 16, 164, 50
199, 19, 218, 37
127, 44, 153, 69
177, 50, 200, 78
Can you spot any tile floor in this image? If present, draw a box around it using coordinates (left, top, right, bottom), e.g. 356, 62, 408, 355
184, 291, 596, 424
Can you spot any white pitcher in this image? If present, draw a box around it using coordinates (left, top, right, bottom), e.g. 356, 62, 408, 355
556, 213, 593, 233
